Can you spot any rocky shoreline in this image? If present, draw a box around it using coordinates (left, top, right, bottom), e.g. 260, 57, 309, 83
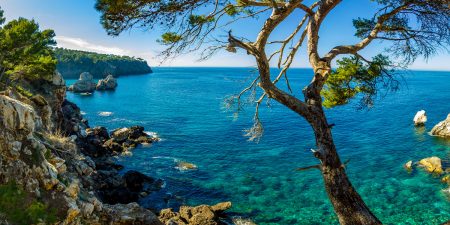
0, 73, 234, 224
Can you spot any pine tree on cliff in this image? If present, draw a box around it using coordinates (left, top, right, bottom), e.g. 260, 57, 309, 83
0, 7, 56, 90
95, 1, 449, 224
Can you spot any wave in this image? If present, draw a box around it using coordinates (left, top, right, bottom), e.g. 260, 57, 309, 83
98, 111, 113, 117
80, 111, 87, 115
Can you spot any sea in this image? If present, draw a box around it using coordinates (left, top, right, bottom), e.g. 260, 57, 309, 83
66, 67, 450, 225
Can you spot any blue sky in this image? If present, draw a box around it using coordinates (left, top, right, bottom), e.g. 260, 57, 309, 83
1, 0, 449, 70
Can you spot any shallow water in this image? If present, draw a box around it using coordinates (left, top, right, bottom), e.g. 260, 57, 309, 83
67, 68, 450, 225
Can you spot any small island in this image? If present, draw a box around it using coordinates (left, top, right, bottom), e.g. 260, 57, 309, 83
55, 48, 152, 79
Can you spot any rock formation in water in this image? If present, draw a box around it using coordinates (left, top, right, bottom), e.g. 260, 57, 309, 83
413, 110, 427, 126
0, 72, 234, 224
419, 156, 443, 175
96, 75, 118, 90
68, 72, 97, 93
431, 114, 450, 138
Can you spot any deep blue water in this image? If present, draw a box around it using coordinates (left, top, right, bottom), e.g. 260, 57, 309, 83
66, 68, 450, 225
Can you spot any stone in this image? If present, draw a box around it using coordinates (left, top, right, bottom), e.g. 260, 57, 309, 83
431, 114, 450, 138
0, 95, 40, 132
211, 201, 231, 212
96, 75, 118, 90
404, 160, 413, 172
177, 161, 198, 171
52, 71, 66, 86
442, 175, 450, 185
419, 156, 443, 175
102, 203, 163, 225
413, 110, 427, 126
111, 128, 131, 142
68, 72, 97, 93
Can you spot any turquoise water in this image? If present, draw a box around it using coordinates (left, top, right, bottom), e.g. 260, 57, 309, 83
66, 68, 450, 225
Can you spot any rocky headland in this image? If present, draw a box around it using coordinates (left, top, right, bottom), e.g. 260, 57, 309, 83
0, 72, 233, 224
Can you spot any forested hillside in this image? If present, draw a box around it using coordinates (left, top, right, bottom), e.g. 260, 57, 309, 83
55, 48, 152, 79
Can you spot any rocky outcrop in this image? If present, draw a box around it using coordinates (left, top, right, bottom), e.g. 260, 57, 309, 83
419, 156, 443, 175
159, 202, 232, 225
413, 110, 427, 126
0, 83, 162, 224
68, 72, 97, 93
52, 71, 66, 86
431, 114, 450, 138
96, 75, 118, 90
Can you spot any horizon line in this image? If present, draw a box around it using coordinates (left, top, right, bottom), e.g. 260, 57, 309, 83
149, 65, 450, 72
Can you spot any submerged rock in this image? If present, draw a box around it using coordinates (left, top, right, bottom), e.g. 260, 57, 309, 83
413, 110, 427, 126
97, 74, 118, 90
419, 156, 443, 175
431, 114, 450, 138
404, 160, 413, 172
177, 161, 198, 171
68, 72, 97, 93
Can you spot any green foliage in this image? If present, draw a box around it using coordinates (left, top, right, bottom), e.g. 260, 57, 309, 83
55, 48, 152, 78
0, 182, 58, 225
15, 85, 33, 98
0, 7, 5, 25
158, 32, 182, 45
322, 55, 394, 108
0, 14, 56, 86
188, 15, 215, 26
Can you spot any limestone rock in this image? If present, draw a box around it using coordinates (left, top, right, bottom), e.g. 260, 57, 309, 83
102, 203, 163, 225
160, 202, 232, 225
404, 160, 413, 172
52, 71, 66, 86
431, 114, 450, 138
68, 72, 97, 93
419, 156, 443, 175
0, 95, 40, 132
413, 110, 427, 126
96, 75, 118, 90
177, 161, 198, 171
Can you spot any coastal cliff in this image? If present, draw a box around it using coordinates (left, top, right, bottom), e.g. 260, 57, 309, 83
55, 48, 152, 79
0, 73, 231, 224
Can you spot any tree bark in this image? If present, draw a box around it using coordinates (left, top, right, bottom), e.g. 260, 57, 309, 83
310, 107, 382, 225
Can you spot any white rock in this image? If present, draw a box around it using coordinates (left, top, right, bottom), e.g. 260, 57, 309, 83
413, 110, 427, 126
0, 95, 41, 132
52, 71, 66, 86
431, 114, 450, 138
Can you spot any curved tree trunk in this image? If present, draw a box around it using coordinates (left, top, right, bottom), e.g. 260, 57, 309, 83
310, 107, 382, 225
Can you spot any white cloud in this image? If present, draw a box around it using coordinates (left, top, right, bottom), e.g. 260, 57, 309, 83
55, 36, 131, 56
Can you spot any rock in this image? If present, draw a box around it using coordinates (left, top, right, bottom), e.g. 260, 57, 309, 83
69, 72, 97, 93
0, 95, 41, 132
96, 75, 118, 90
102, 203, 163, 225
404, 160, 413, 172
52, 71, 66, 86
442, 175, 450, 185
177, 161, 198, 171
413, 110, 427, 126
211, 201, 231, 212
431, 114, 450, 138
111, 128, 131, 142
232, 218, 257, 225
124, 170, 156, 192
80, 72, 94, 81
419, 156, 443, 175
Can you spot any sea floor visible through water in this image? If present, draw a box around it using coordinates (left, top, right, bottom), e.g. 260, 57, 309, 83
67, 67, 450, 225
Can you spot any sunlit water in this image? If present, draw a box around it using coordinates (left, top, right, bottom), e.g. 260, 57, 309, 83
66, 68, 450, 225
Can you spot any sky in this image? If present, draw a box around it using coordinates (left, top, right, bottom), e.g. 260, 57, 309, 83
0, 0, 449, 70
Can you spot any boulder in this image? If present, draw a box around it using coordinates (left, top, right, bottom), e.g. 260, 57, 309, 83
413, 110, 427, 126
111, 127, 131, 142
177, 161, 198, 171
0, 95, 41, 132
431, 114, 450, 138
404, 160, 413, 172
159, 202, 232, 225
52, 71, 66, 86
419, 156, 443, 175
68, 72, 96, 93
96, 75, 118, 90
101, 203, 163, 225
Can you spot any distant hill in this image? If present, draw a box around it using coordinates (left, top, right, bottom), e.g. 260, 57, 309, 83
54, 48, 152, 79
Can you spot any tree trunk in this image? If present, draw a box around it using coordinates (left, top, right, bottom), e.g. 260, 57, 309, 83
311, 107, 382, 225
